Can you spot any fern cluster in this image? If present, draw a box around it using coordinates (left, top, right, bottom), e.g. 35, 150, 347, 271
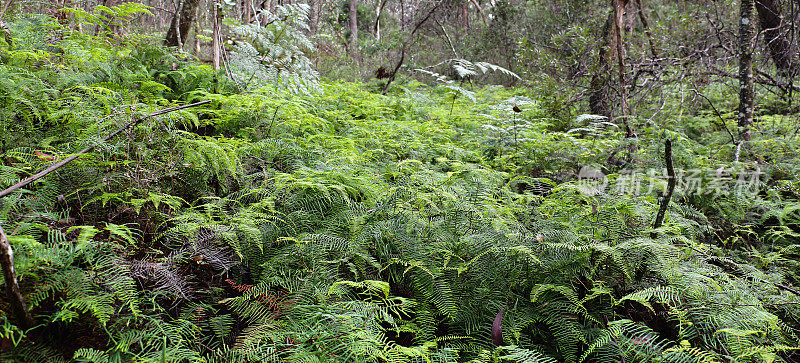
1, 9, 799, 363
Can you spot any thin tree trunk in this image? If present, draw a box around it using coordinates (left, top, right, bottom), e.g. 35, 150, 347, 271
374, 0, 389, 41
0, 20, 11, 47
175, 0, 185, 50
400, 0, 405, 30
0, 224, 33, 330
590, 0, 635, 127
613, 0, 634, 137
309, 0, 319, 32
212, 0, 222, 70
194, 1, 202, 55
461, 0, 469, 28
589, 14, 614, 117
755, 0, 797, 77
349, 0, 358, 55
634, 0, 657, 57
382, 0, 446, 94
158, 0, 166, 28
165, 0, 201, 48
244, 0, 252, 23
739, 0, 756, 142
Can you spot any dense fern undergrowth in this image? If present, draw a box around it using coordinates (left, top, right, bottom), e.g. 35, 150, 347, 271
1, 12, 800, 363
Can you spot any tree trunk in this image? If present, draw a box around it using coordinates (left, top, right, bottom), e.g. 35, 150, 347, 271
589, 14, 614, 117
244, 0, 252, 23
194, 1, 202, 55
165, 0, 201, 48
400, 0, 405, 30
739, 0, 756, 142
755, 0, 797, 77
613, 0, 634, 137
212, 0, 222, 70
309, 0, 319, 32
461, 0, 469, 28
374, 0, 389, 41
349, 0, 358, 55
0, 224, 33, 330
589, 0, 634, 122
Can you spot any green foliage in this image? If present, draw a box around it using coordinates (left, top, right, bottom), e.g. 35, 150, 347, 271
0, 10, 799, 363
228, 4, 319, 93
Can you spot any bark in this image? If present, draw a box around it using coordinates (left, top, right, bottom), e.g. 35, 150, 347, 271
165, 0, 201, 48
244, 0, 253, 23
349, 0, 358, 54
212, 0, 222, 70
613, 0, 634, 137
309, 0, 319, 32
0, 20, 10, 47
194, 1, 202, 55
158, 0, 166, 28
374, 0, 389, 41
589, 14, 614, 118
739, 0, 756, 142
461, 0, 469, 28
589, 0, 635, 130
755, 0, 797, 77
400, 0, 405, 30
0, 224, 33, 329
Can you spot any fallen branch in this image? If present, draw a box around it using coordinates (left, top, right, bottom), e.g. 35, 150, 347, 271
0, 100, 211, 199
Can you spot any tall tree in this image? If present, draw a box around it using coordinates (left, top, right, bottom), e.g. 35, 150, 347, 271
309, 0, 320, 32
193, 1, 202, 55
374, 0, 388, 41
739, 0, 756, 142
244, 0, 252, 24
212, 0, 222, 70
755, 0, 797, 77
589, 0, 633, 125
349, 0, 358, 55
612, 0, 634, 137
165, 0, 201, 48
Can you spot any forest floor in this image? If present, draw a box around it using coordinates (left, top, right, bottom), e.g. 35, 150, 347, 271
0, 28, 799, 362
